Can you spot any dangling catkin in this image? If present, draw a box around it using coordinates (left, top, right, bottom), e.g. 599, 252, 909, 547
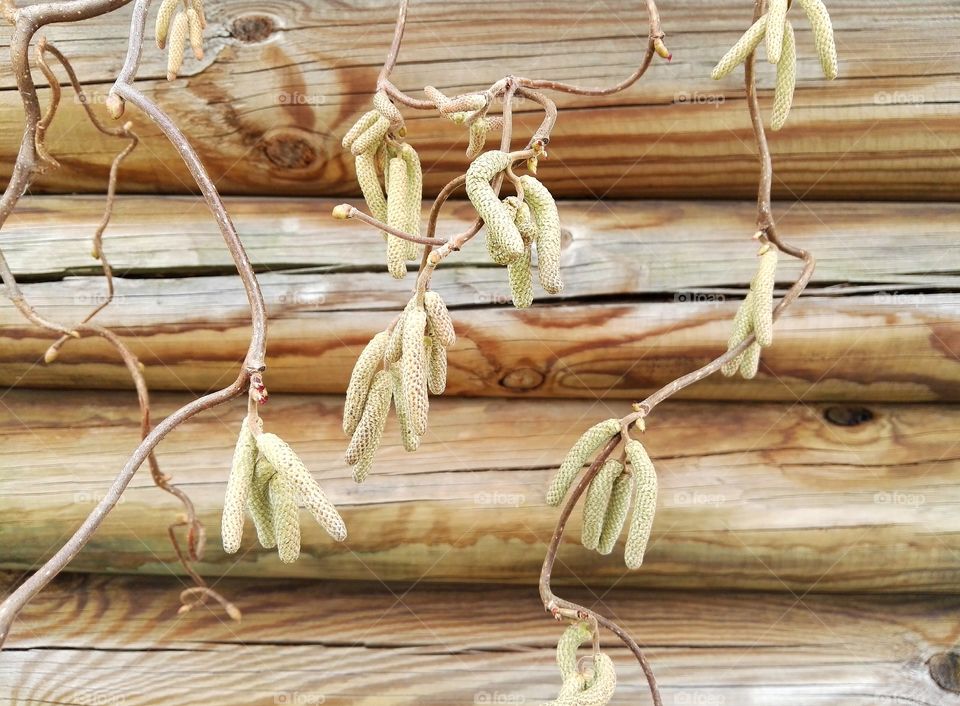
257, 433, 347, 542
154, 0, 179, 49
248, 457, 277, 549
552, 674, 588, 703
342, 111, 379, 151
345, 370, 393, 466
344, 331, 389, 435
581, 459, 624, 551
401, 307, 430, 437
519, 175, 564, 294
423, 291, 456, 349
166, 11, 188, 81
711, 13, 768, 80
466, 151, 524, 265
351, 115, 390, 157
222, 417, 259, 554
391, 366, 420, 452
355, 151, 388, 232
509, 197, 538, 245
597, 470, 634, 555
740, 341, 762, 379
190, 0, 206, 26
546, 418, 621, 506
426, 336, 447, 396
556, 621, 593, 679
721, 290, 755, 377
508, 245, 534, 309
765, 0, 789, 64
385, 308, 408, 364
186, 8, 203, 60
796, 0, 838, 80
268, 471, 301, 563
399, 143, 423, 260
373, 90, 405, 133
771, 21, 797, 131
467, 118, 493, 158
624, 439, 658, 570
753, 246, 778, 347
577, 653, 617, 706
386, 157, 409, 279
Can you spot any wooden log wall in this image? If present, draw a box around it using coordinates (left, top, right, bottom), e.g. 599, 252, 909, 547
0, 1, 958, 199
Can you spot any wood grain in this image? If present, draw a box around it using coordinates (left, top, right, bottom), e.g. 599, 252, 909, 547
2, 572, 957, 704
1, 391, 958, 592
0, 1, 957, 199
3, 196, 959, 400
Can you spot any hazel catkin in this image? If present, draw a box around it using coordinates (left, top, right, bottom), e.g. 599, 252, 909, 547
221, 417, 259, 554
711, 13, 768, 80
624, 439, 658, 570
581, 459, 623, 551
519, 175, 564, 295
466, 151, 524, 265
344, 331, 389, 435
547, 419, 622, 506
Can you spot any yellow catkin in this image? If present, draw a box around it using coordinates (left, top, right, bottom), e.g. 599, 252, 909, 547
401, 307, 430, 437
423, 291, 456, 349
373, 90, 405, 133
721, 290, 755, 377
711, 13, 769, 80
426, 336, 447, 396
771, 21, 797, 131
556, 621, 593, 679
190, 0, 206, 26
351, 115, 390, 157
268, 470, 300, 563
221, 417, 259, 554
519, 175, 564, 294
186, 8, 203, 60
248, 457, 277, 549
391, 366, 420, 453
166, 11, 188, 81
740, 341, 762, 379
581, 459, 624, 551
546, 419, 622, 506
597, 470, 634, 555
753, 246, 778, 346
624, 439, 658, 570
508, 244, 534, 309
466, 151, 524, 265
344, 331, 389, 436
467, 118, 492, 158
765, 0, 789, 64
355, 151, 388, 230
797, 0, 838, 80
345, 370, 393, 467
386, 157, 409, 279
257, 433, 347, 542
342, 111, 379, 151
154, 0, 179, 49
576, 653, 617, 706
399, 143, 422, 260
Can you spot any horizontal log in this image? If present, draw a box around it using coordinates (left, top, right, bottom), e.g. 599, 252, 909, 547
1, 391, 958, 592
3, 572, 956, 704
3, 197, 959, 401
0, 1, 957, 199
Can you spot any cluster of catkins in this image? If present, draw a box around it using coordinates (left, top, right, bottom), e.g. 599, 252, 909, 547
547, 421, 658, 570
222, 417, 347, 563
712, 0, 838, 130
466, 150, 564, 308
343, 91, 423, 279
722, 243, 778, 379
542, 622, 617, 706
155, 0, 206, 81
424, 86, 503, 159
342, 291, 456, 481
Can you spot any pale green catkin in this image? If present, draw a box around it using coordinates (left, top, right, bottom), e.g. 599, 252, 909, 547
426, 336, 447, 395
711, 13, 768, 80
740, 341, 763, 379
467, 117, 494, 158
256, 433, 347, 542
546, 419, 622, 506
423, 291, 456, 349
466, 151, 524, 265
386, 157, 409, 279
345, 370, 393, 468
351, 115, 390, 157
510, 197, 538, 245
771, 21, 797, 131
166, 11, 188, 81
519, 175, 564, 295
753, 246, 778, 347
576, 653, 617, 706
797, 0, 839, 80
556, 621, 593, 679
355, 151, 388, 231
268, 470, 301, 563
186, 8, 203, 60
581, 459, 624, 551
248, 457, 277, 549
373, 90, 405, 133
721, 290, 755, 377
765, 0, 789, 64
344, 331, 389, 435
385, 308, 408, 364
597, 470, 634, 555
221, 417, 259, 554
401, 307, 430, 437
391, 366, 420, 452
508, 245, 534, 309
154, 0, 178, 49
624, 439, 658, 570
399, 143, 423, 260
343, 111, 379, 151
549, 674, 587, 705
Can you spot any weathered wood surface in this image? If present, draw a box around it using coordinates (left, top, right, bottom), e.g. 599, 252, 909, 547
1, 1, 957, 199
3, 572, 957, 705
3, 196, 959, 400
1, 391, 957, 592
